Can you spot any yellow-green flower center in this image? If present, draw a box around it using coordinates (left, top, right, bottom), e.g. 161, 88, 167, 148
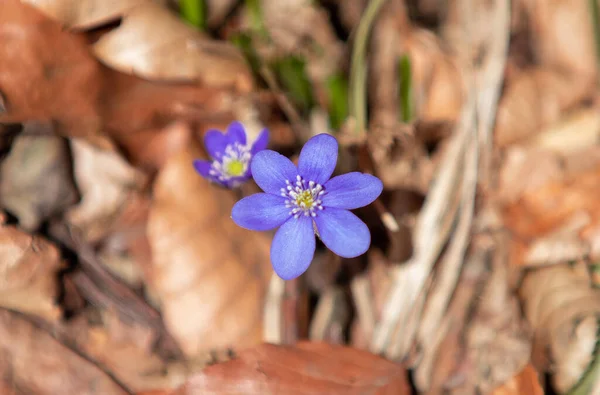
225, 159, 245, 176
282, 175, 326, 218
295, 190, 314, 208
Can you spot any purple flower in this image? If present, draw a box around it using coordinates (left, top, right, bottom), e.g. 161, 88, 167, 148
231, 134, 383, 280
193, 121, 269, 188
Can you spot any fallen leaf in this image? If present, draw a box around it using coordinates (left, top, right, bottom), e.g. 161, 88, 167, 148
144, 342, 411, 395
147, 144, 272, 357
65, 138, 147, 243
0, 309, 128, 394
0, 122, 78, 231
0, 220, 62, 320
520, 263, 600, 392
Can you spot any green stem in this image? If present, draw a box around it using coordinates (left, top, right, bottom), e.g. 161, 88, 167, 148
590, 0, 600, 85
348, 0, 389, 135
180, 0, 206, 30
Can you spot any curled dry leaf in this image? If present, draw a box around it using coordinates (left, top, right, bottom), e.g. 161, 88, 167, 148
147, 144, 272, 357
151, 342, 410, 395
520, 263, 600, 392
491, 363, 544, 395
92, 2, 252, 91
0, 123, 78, 231
0, 310, 128, 394
0, 221, 62, 320
66, 138, 147, 243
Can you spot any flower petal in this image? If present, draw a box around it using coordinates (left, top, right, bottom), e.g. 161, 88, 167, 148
250, 128, 269, 154
231, 193, 290, 231
323, 172, 383, 209
203, 130, 228, 159
225, 121, 247, 145
298, 134, 338, 184
271, 216, 316, 280
314, 208, 370, 258
193, 159, 213, 179
251, 150, 299, 195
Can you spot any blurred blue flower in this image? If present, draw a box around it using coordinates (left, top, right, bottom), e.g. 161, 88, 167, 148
194, 121, 269, 188
232, 134, 383, 280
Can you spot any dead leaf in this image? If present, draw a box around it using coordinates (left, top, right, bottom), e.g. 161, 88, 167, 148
145, 342, 410, 395
491, 363, 544, 395
147, 144, 272, 357
520, 263, 600, 392
0, 309, 129, 394
65, 138, 147, 243
0, 221, 62, 320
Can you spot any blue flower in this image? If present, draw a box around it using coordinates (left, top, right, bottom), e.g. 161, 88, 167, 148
193, 121, 269, 188
231, 134, 383, 280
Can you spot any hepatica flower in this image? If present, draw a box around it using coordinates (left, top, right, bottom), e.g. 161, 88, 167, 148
193, 121, 269, 188
232, 134, 383, 280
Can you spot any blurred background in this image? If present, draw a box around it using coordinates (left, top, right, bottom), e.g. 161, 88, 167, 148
0, 0, 599, 394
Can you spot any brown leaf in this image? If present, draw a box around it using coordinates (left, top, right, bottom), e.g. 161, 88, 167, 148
65, 138, 147, 243
491, 364, 544, 395
520, 263, 600, 392
91, 1, 252, 91
503, 165, 600, 267
0, 310, 128, 394
0, 123, 78, 231
147, 144, 272, 356
146, 342, 410, 395
0, 221, 63, 320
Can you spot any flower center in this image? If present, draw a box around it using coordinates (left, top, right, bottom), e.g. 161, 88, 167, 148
281, 175, 326, 218
225, 159, 245, 176
209, 142, 251, 182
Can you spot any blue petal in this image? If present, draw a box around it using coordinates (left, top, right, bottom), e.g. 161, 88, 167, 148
271, 216, 315, 280
323, 172, 383, 209
193, 159, 213, 179
251, 150, 299, 195
225, 121, 247, 145
204, 130, 228, 159
231, 193, 290, 231
314, 208, 370, 258
298, 134, 338, 185
251, 128, 269, 154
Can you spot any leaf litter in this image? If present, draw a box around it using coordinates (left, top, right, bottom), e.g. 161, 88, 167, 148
0, 0, 600, 393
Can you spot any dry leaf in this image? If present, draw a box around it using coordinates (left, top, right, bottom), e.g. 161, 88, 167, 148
491, 364, 544, 395
147, 144, 272, 357
503, 165, 600, 267
0, 220, 62, 320
0, 123, 78, 231
0, 309, 128, 394
65, 138, 147, 243
147, 342, 411, 395
520, 263, 600, 392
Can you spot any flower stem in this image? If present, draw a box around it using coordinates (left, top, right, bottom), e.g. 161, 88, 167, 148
179, 0, 206, 30
349, 0, 389, 135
